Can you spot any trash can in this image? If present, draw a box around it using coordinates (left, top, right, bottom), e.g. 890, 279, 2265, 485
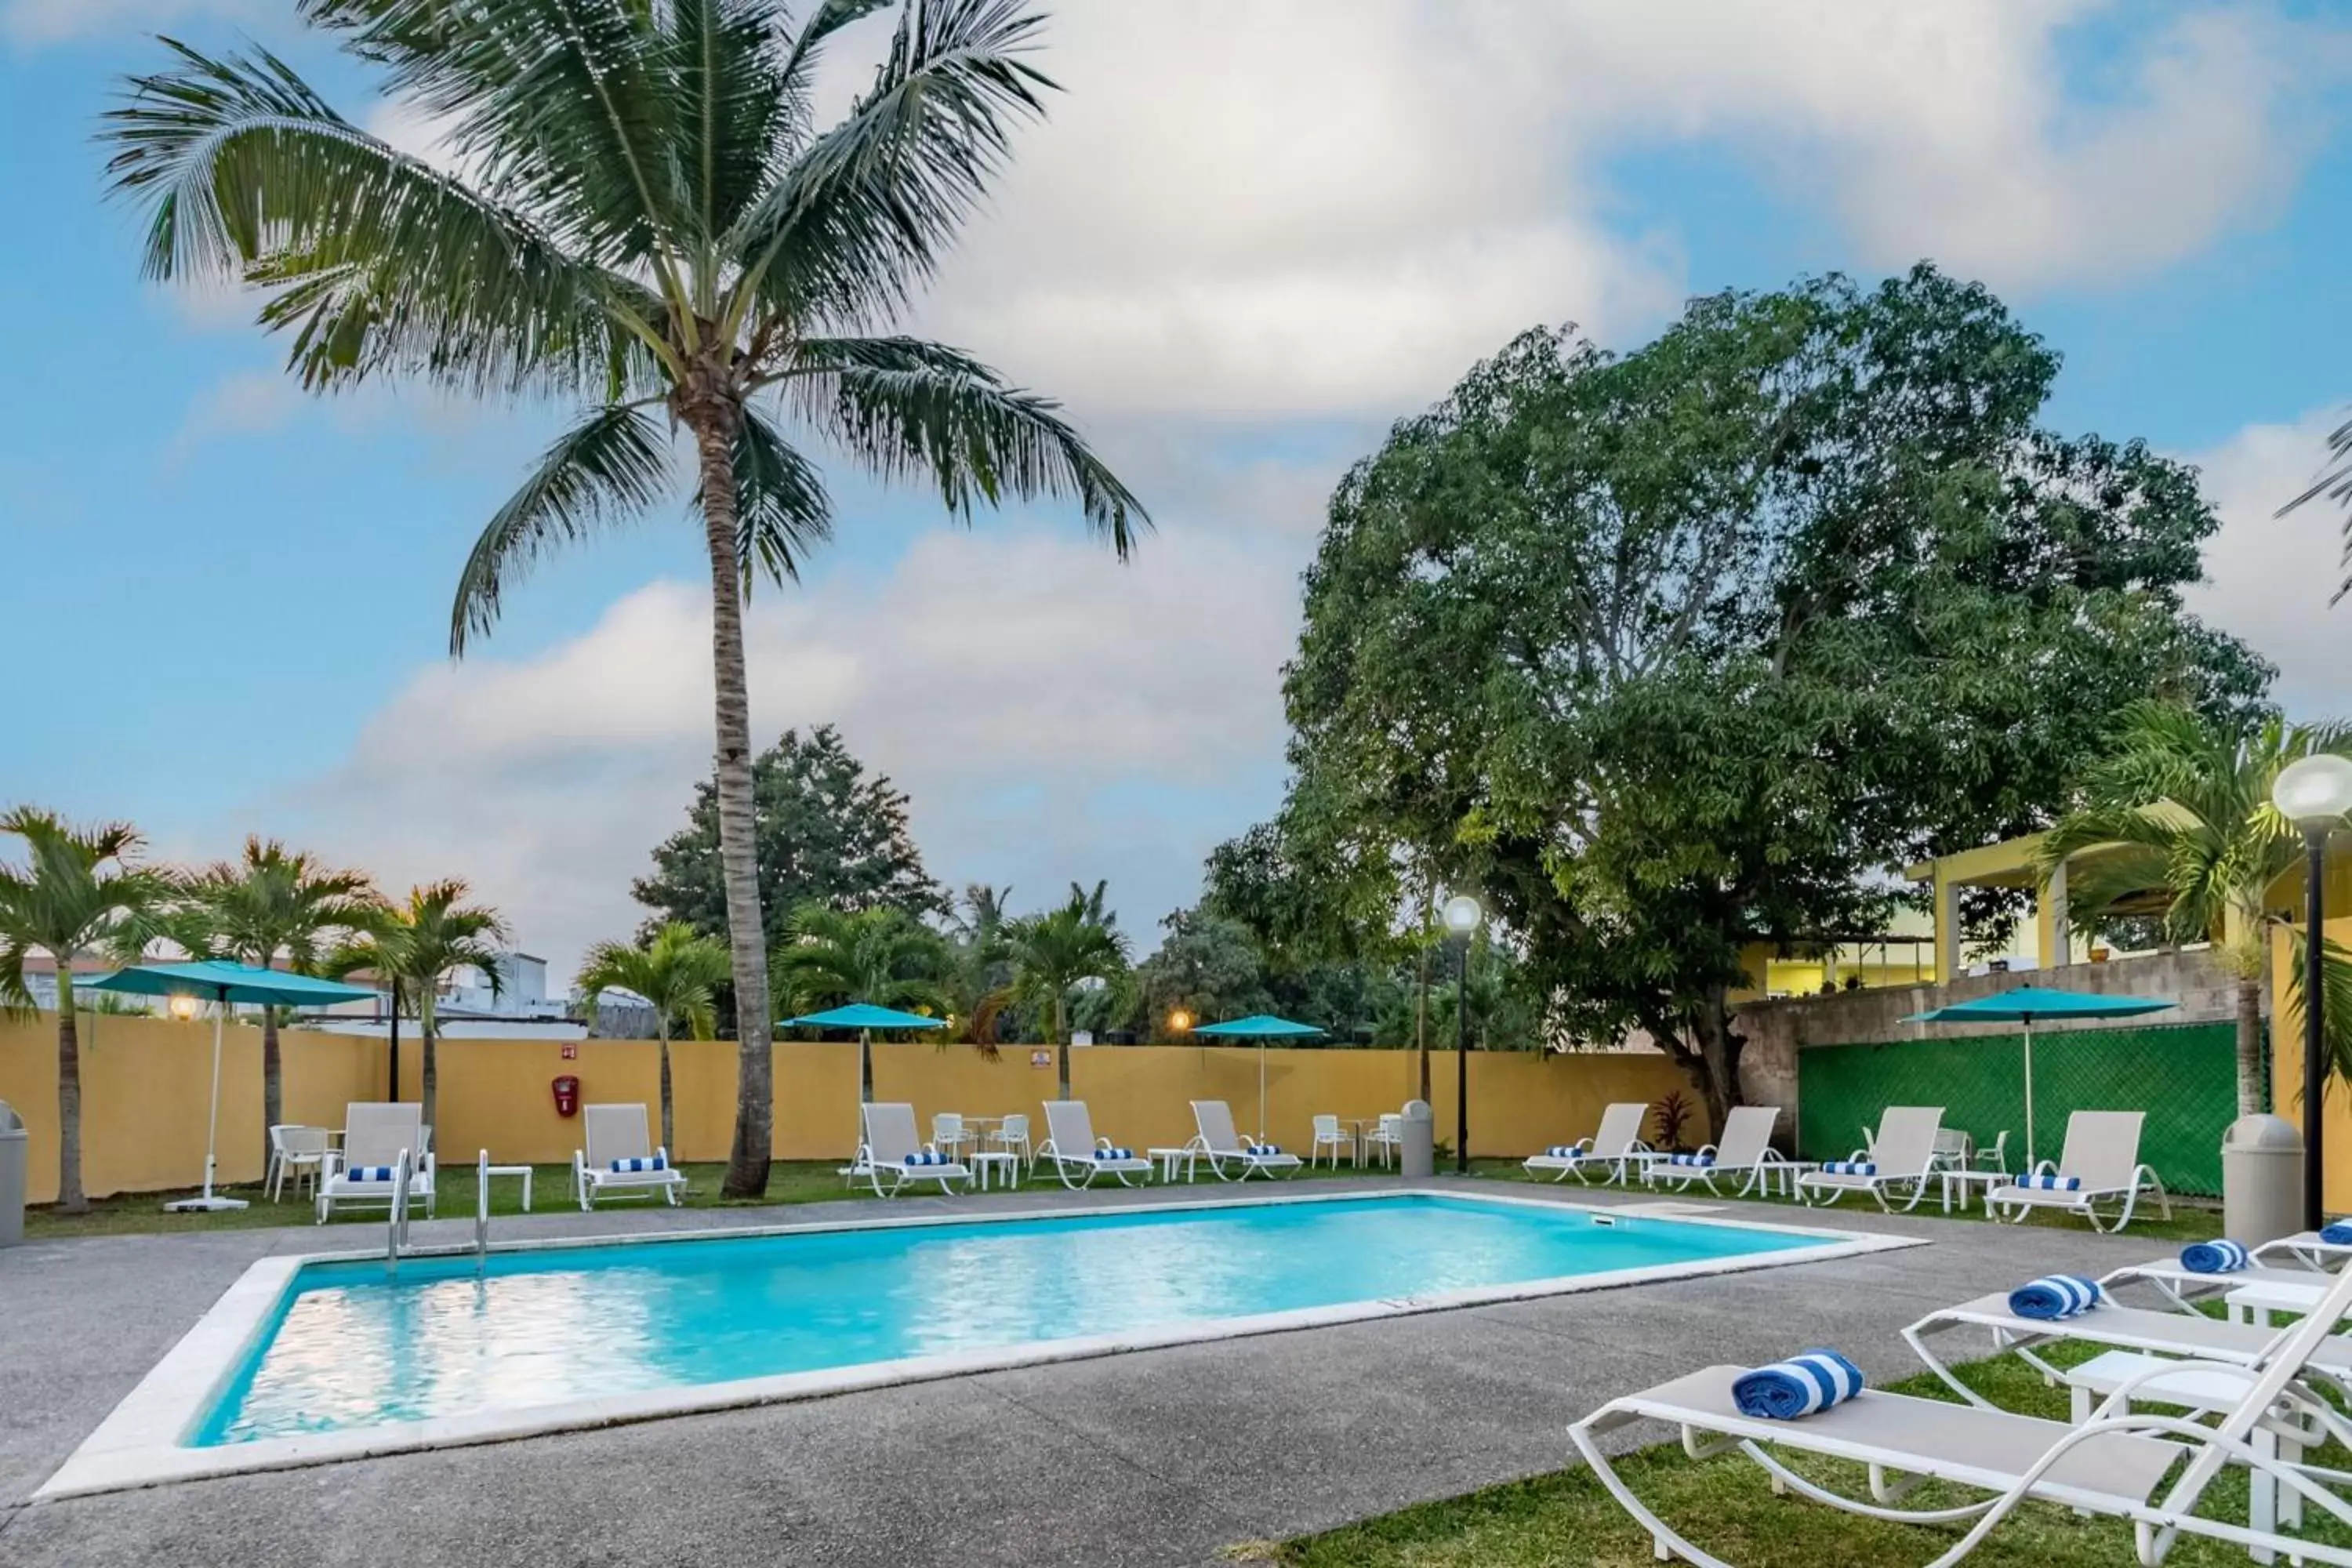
2222, 1112, 2303, 1247
0, 1101, 26, 1248
1399, 1098, 1434, 1179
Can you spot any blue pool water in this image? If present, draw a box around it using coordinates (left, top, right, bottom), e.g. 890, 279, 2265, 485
193, 1195, 1817, 1446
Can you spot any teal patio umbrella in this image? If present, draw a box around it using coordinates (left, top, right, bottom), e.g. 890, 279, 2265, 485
782, 1003, 946, 1105
1192, 1014, 1327, 1139
1903, 985, 2176, 1168
80, 960, 379, 1212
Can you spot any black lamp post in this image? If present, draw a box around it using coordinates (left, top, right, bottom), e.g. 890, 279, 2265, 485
2271, 753, 2352, 1231
1442, 893, 1483, 1174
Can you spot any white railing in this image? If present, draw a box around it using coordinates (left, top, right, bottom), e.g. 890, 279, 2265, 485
385, 1147, 415, 1273
474, 1149, 491, 1274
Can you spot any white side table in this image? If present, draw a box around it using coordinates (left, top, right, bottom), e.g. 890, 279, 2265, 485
483, 1163, 534, 1212
1938, 1167, 2012, 1214
967, 1152, 1021, 1192
2065, 1348, 2306, 1551
2226, 1278, 2328, 1327
1149, 1146, 1199, 1183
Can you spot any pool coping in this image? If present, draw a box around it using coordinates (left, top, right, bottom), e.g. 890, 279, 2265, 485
37, 1185, 1920, 1500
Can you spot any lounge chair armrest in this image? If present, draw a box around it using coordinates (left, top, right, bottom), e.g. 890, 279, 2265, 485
1095, 1137, 1115, 1152
2027, 1158, 2056, 1178
1693, 1142, 1719, 1160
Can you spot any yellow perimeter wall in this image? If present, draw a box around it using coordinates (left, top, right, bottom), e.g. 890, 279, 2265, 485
0, 1014, 1696, 1203
2273, 915, 2352, 1216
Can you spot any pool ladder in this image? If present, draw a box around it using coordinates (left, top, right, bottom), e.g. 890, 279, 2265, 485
473, 1149, 491, 1276
383, 1149, 491, 1276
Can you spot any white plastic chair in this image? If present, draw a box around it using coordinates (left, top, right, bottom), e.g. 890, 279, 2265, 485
1363, 1112, 1403, 1168
1973, 1129, 2011, 1174
932, 1112, 975, 1160
267, 1124, 330, 1202
989, 1112, 1032, 1168
1309, 1113, 1352, 1168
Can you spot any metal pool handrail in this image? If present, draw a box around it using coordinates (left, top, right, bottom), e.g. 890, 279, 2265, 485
384, 1148, 415, 1273
474, 1150, 490, 1274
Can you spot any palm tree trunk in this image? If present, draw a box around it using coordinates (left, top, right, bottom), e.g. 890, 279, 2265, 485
1055, 994, 1070, 1098
56, 980, 86, 1213
2237, 976, 2267, 1116
261, 1007, 282, 1168
419, 989, 439, 1135
658, 1019, 675, 1154
684, 397, 775, 1200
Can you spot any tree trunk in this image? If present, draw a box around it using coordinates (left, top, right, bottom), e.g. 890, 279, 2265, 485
1684, 989, 1745, 1136
1414, 946, 1431, 1103
684, 397, 776, 1200
56, 979, 86, 1213
1055, 994, 1070, 1098
261, 1007, 282, 1168
658, 1021, 675, 1154
2236, 976, 2266, 1116
419, 992, 438, 1136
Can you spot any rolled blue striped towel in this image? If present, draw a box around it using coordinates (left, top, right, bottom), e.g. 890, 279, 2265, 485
350, 1165, 396, 1182
2180, 1239, 2250, 1275
1669, 1152, 1715, 1167
1251, 1144, 1283, 1157
1093, 1146, 1134, 1160
902, 1150, 952, 1167
609, 1155, 667, 1173
1731, 1349, 1865, 1421
2020, 1172, 2081, 1191
1542, 1145, 1584, 1159
2009, 1275, 2101, 1320
1820, 1160, 1876, 1177
2323, 1221, 2352, 1246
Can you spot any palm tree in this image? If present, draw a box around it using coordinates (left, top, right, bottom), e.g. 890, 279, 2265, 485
2038, 701, 2352, 1113
103, 1, 1146, 1200
331, 881, 509, 1132
0, 810, 175, 1212
2278, 413, 2352, 601
997, 887, 1129, 1096
176, 839, 376, 1165
774, 903, 951, 1098
576, 922, 730, 1152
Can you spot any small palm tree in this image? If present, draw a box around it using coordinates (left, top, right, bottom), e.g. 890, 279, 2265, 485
0, 810, 175, 1211
331, 881, 509, 1131
997, 887, 1129, 1096
2039, 701, 2352, 1112
103, 1, 1145, 1200
774, 903, 951, 1098
176, 838, 376, 1164
576, 922, 730, 1152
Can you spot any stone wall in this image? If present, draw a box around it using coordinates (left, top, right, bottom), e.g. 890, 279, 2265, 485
1734, 947, 2244, 1112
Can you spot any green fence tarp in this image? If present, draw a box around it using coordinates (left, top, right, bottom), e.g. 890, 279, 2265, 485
1795, 1020, 2240, 1197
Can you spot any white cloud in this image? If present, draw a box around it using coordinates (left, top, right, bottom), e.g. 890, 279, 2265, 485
264, 523, 1302, 975
2184, 408, 2352, 719
873, 0, 2328, 421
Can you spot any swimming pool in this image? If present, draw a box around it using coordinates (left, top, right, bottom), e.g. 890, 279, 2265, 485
49, 1189, 1912, 1496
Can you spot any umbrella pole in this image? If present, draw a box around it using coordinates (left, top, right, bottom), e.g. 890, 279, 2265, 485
1259, 1041, 1267, 1143
166, 988, 247, 1212
2023, 1018, 2036, 1171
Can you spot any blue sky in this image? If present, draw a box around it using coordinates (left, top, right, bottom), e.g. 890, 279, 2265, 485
2, 2, 2349, 975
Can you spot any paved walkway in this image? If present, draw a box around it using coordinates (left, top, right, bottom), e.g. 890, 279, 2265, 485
0, 1177, 2169, 1568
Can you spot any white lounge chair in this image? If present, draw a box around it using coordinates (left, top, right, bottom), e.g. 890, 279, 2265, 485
1796, 1105, 1942, 1212
1523, 1102, 1656, 1185
1984, 1109, 2169, 1233
316, 1102, 434, 1223
1570, 1255, 2352, 1566
1642, 1105, 1795, 1197
847, 1102, 969, 1197
1187, 1100, 1302, 1180
2099, 1251, 2344, 1315
1036, 1100, 1153, 1189
572, 1102, 688, 1210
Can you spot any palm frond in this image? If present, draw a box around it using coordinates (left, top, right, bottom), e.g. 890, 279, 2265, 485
722, 0, 1054, 334
710, 404, 836, 592
777, 336, 1146, 552
452, 403, 673, 652
666, 0, 792, 256
2275, 407, 2352, 604
103, 39, 644, 397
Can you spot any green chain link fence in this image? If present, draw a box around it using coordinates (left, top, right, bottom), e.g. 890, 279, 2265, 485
1795, 1020, 2245, 1197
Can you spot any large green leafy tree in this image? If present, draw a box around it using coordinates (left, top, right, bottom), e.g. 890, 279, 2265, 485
576, 921, 731, 1152
331, 881, 509, 1133
635, 725, 946, 948
772, 902, 952, 1098
104, 0, 1144, 1201
1278, 266, 2270, 1126
176, 839, 376, 1165
0, 811, 175, 1213
2039, 702, 2352, 1114
1128, 907, 1275, 1038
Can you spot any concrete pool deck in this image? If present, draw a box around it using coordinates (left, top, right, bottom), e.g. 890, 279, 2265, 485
0, 1175, 2175, 1567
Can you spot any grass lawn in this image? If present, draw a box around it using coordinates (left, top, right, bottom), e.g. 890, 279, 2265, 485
1270, 1341, 2348, 1567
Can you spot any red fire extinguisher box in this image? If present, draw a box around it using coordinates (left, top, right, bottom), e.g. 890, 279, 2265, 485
552, 1075, 580, 1118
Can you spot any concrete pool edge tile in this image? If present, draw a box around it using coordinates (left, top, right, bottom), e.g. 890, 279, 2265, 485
34, 1186, 1920, 1501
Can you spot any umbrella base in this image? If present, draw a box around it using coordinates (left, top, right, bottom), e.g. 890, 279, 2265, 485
163, 1195, 248, 1213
